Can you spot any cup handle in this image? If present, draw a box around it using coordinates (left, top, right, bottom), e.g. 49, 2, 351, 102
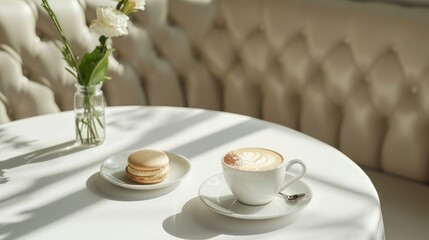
280, 159, 306, 191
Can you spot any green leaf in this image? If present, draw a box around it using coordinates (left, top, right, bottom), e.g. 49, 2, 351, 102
61, 47, 73, 67
78, 44, 114, 86
89, 48, 114, 86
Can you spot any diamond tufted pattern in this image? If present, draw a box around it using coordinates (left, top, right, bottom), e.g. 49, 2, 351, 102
0, 0, 429, 183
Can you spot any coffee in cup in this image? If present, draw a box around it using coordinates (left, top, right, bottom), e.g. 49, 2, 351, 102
223, 147, 283, 171
222, 147, 306, 206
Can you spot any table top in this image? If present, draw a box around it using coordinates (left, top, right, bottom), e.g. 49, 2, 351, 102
0, 106, 384, 240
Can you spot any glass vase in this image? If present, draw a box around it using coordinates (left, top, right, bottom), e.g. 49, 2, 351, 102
74, 83, 105, 146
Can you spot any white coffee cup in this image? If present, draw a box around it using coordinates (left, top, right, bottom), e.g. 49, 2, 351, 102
221, 147, 306, 206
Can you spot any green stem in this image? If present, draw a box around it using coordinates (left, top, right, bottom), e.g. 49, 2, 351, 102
75, 118, 84, 142
41, 0, 83, 85
75, 85, 105, 146
116, 0, 128, 11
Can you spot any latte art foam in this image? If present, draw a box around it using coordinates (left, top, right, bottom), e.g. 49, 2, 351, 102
223, 148, 283, 171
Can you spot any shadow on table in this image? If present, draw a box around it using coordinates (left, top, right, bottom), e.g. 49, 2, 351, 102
86, 172, 179, 201
0, 188, 100, 240
0, 141, 87, 184
163, 197, 301, 239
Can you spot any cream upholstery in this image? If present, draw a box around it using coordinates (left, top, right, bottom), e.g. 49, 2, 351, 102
1, 0, 429, 237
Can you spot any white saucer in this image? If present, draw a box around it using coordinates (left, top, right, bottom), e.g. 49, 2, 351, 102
100, 150, 191, 190
198, 173, 312, 220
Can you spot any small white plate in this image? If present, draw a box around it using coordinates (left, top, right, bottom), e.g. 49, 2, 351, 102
100, 150, 191, 190
198, 173, 312, 220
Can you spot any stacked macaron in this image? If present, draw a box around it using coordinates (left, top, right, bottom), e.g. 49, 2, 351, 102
125, 149, 169, 184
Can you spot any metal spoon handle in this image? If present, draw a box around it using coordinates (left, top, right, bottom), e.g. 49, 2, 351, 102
279, 192, 306, 201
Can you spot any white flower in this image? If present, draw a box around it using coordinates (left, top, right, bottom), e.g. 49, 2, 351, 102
90, 7, 129, 38
116, 0, 145, 11
131, 0, 146, 11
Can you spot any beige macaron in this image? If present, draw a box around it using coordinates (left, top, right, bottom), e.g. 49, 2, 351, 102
126, 149, 169, 184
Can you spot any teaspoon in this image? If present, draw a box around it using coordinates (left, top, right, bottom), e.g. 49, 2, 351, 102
279, 192, 306, 201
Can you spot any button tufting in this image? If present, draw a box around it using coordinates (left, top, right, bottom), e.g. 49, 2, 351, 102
344, 37, 350, 45
167, 15, 176, 26
411, 85, 418, 94
22, 67, 30, 77
113, 51, 121, 60
215, 19, 225, 28
192, 47, 201, 60
364, 75, 371, 82
36, 29, 44, 40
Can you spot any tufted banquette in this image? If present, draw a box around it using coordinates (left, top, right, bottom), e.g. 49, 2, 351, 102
1, 0, 429, 239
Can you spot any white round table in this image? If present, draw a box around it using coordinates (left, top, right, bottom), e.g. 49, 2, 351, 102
0, 106, 384, 239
